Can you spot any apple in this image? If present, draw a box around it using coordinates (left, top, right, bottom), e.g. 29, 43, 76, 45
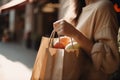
53, 42, 64, 49
65, 42, 80, 50
53, 36, 71, 49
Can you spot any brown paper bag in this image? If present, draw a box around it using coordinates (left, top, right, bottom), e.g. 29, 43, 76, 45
31, 37, 50, 80
31, 31, 88, 80
42, 48, 84, 80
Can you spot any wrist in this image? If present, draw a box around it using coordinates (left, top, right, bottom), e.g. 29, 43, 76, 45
72, 29, 81, 39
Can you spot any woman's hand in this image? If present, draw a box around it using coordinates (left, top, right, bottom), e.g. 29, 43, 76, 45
53, 19, 77, 37
53, 19, 93, 55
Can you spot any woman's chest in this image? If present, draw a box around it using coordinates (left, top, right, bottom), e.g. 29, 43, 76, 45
76, 9, 96, 40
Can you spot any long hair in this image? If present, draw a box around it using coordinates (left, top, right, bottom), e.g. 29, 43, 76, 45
64, 0, 86, 26
73, 0, 86, 25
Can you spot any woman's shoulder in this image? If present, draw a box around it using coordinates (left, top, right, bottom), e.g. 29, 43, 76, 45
95, 0, 114, 11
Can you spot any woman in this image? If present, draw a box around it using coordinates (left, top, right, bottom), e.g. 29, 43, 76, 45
53, 0, 120, 80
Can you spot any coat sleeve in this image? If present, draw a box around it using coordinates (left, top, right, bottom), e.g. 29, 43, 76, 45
91, 2, 120, 74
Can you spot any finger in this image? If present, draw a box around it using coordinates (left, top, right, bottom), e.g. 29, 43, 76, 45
53, 21, 64, 31
54, 25, 63, 32
53, 19, 65, 27
53, 22, 59, 29
53, 19, 63, 27
57, 29, 63, 36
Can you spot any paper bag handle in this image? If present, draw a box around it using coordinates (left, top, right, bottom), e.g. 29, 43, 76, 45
48, 30, 56, 47
48, 30, 75, 49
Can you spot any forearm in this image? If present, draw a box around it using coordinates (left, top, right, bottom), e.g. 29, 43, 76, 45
72, 29, 94, 56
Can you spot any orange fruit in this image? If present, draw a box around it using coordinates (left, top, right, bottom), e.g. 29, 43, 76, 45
53, 36, 71, 49
59, 36, 71, 47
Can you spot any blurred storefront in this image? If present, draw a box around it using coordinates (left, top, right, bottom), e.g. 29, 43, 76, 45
0, 0, 31, 42
0, 0, 59, 50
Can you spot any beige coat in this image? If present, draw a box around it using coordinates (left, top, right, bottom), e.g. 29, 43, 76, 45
76, 0, 120, 80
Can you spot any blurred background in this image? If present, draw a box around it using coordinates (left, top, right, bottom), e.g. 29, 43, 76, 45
0, 0, 119, 80
0, 0, 68, 80
0, 0, 60, 50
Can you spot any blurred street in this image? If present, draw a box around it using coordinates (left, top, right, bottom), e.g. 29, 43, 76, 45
0, 42, 37, 80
